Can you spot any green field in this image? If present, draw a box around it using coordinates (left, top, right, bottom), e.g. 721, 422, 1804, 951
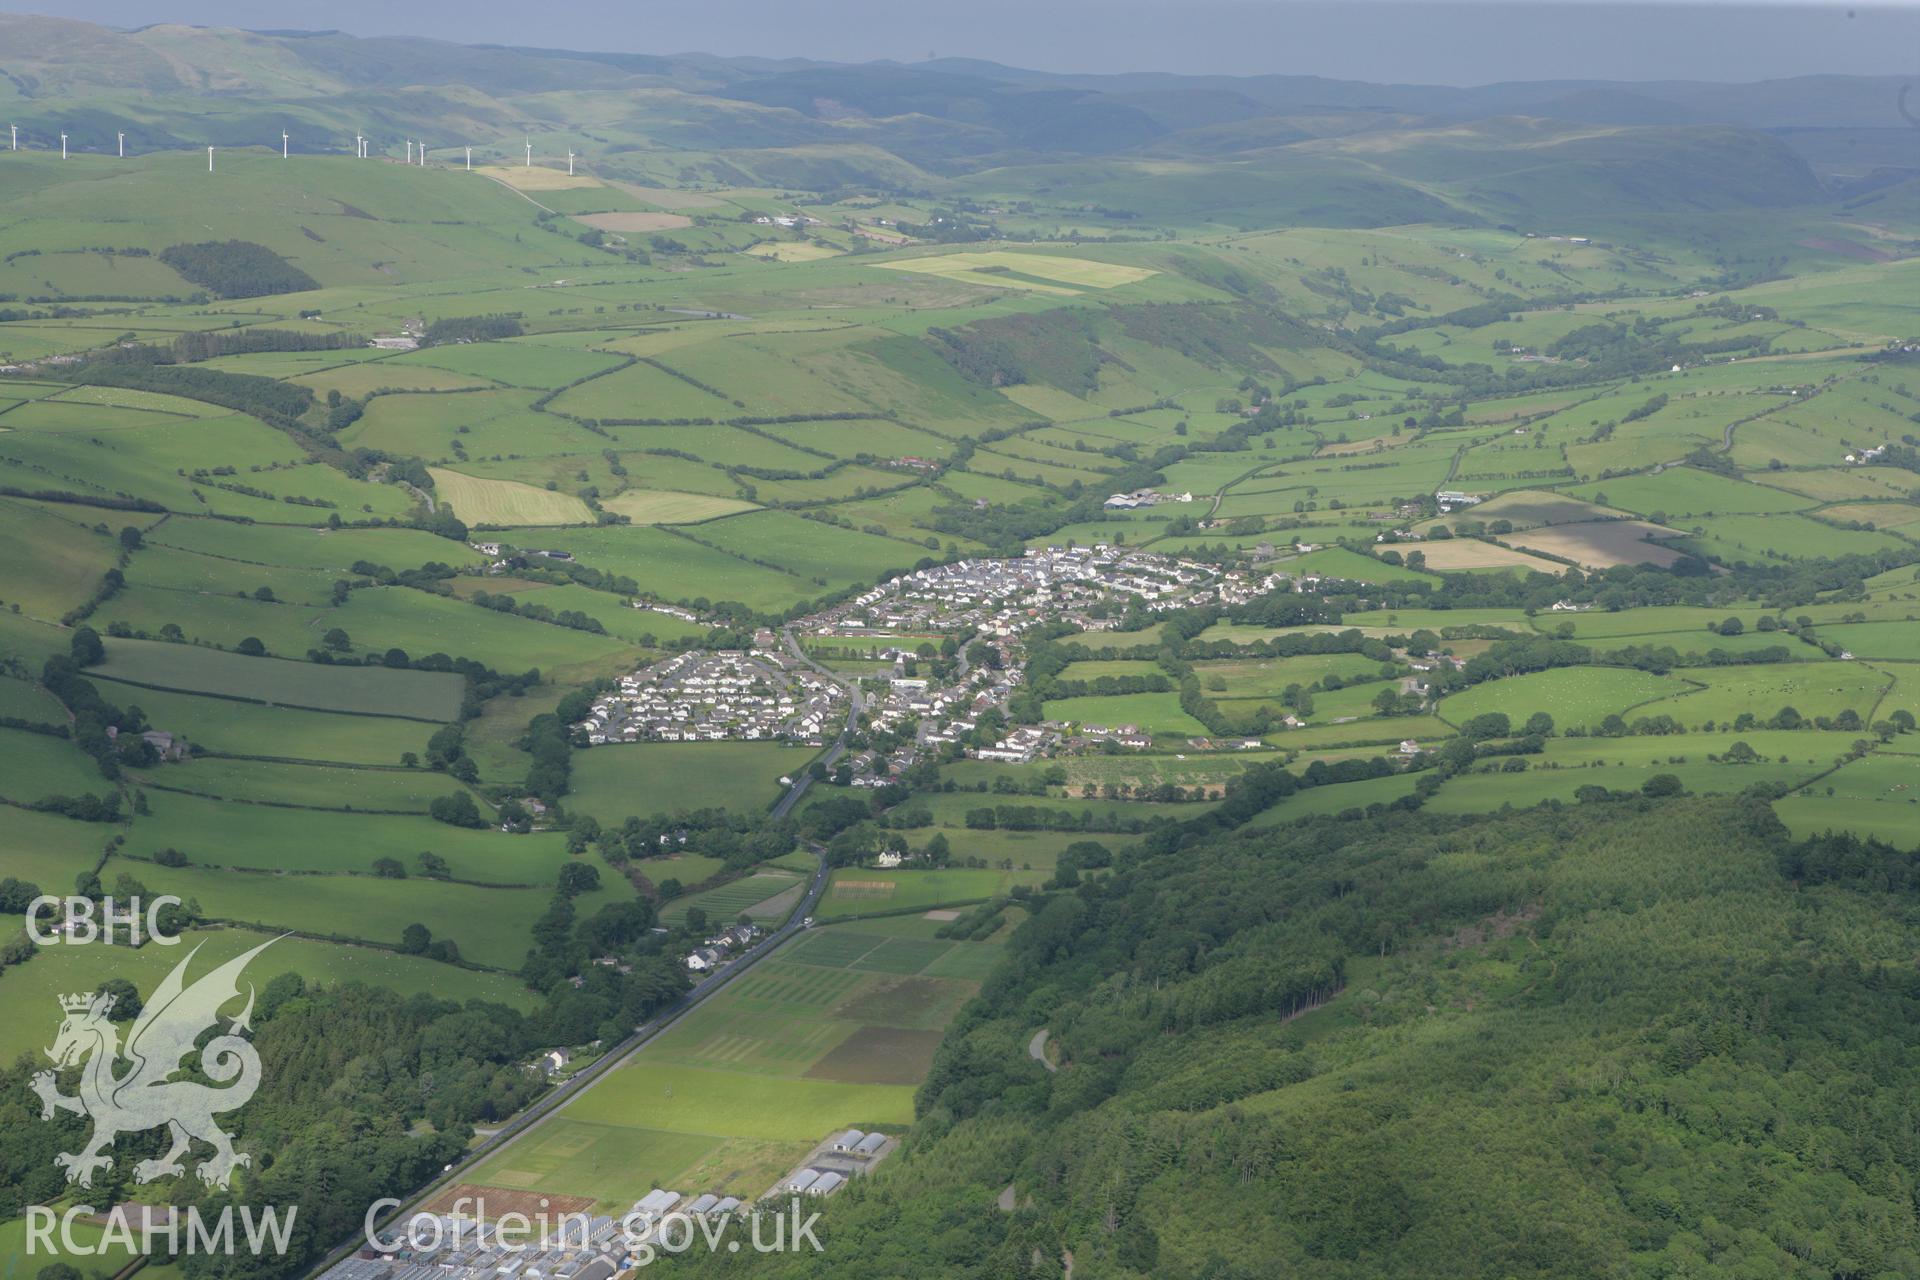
1423, 732, 1843, 815
429, 467, 595, 526
1664, 662, 1891, 724
816, 867, 1039, 918
0, 1214, 140, 1280
1437, 667, 1684, 730
0, 723, 106, 801
95, 637, 464, 720
568, 742, 808, 822
92, 681, 437, 764
1041, 692, 1210, 736
118, 788, 583, 883
0, 926, 534, 1065
120, 857, 629, 969
661, 869, 808, 925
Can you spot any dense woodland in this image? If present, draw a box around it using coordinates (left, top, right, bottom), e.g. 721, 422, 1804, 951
677, 795, 1920, 1278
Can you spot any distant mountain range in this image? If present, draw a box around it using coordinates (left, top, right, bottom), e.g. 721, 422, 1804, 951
2, 13, 1913, 225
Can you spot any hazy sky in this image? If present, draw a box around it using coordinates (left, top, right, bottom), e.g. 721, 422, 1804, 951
36, 1, 1920, 83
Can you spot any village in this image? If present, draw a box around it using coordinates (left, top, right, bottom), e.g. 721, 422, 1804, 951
571, 544, 1347, 781
573, 649, 848, 746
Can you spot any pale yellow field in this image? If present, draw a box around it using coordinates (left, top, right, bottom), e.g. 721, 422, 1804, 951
1398, 540, 1565, 572
428, 468, 595, 526
744, 241, 843, 262
602, 489, 760, 524
575, 211, 694, 233
473, 164, 601, 191
873, 250, 1156, 294
1505, 520, 1687, 569
1817, 502, 1920, 528
1316, 436, 1399, 457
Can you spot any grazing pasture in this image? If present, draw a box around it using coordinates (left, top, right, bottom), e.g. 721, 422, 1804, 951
0, 723, 105, 801
568, 742, 806, 822
0, 497, 125, 620
1438, 667, 1684, 730
133, 757, 451, 812
95, 638, 464, 720
1041, 691, 1209, 736
94, 682, 434, 764
120, 788, 575, 882
1811, 622, 1920, 662
600, 488, 759, 523
1679, 513, 1910, 564
1570, 467, 1811, 518
1665, 664, 1890, 724
429, 467, 595, 525
537, 525, 815, 612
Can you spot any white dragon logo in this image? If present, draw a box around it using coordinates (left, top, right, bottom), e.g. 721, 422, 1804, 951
31, 937, 278, 1189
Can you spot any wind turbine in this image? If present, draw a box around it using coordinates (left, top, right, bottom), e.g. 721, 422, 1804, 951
418, 144, 426, 167
116, 131, 125, 158
59, 132, 67, 160
282, 130, 289, 159
8, 124, 15, 152
405, 139, 413, 164
355, 133, 364, 159
464, 145, 472, 171
567, 150, 575, 177
208, 145, 215, 173
525, 139, 531, 168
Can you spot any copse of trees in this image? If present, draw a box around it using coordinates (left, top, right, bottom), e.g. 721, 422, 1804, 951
66, 344, 316, 420
423, 314, 525, 345
170, 328, 363, 362
158, 240, 319, 298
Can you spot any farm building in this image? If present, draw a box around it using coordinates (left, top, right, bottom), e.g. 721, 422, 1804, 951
633, 1188, 681, 1219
